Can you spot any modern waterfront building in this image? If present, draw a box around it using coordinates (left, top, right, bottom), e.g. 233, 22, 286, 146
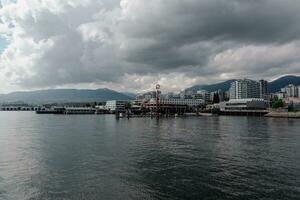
229, 79, 260, 99
219, 98, 269, 111
105, 100, 126, 112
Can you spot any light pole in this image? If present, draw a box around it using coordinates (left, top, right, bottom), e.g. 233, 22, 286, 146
156, 84, 160, 118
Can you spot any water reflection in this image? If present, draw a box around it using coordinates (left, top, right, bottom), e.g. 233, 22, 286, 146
0, 113, 299, 200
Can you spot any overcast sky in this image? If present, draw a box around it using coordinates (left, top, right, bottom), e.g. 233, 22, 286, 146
0, 0, 300, 93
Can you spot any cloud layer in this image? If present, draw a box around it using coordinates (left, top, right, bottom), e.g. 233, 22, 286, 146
1, 0, 300, 93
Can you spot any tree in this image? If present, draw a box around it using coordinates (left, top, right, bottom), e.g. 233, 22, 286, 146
86, 102, 97, 108
124, 101, 132, 110
213, 93, 220, 104
272, 99, 284, 109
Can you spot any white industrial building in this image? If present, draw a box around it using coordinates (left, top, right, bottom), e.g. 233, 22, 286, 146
105, 100, 126, 111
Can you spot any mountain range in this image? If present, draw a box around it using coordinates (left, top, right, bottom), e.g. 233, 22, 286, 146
0, 89, 134, 104
0, 75, 299, 104
185, 75, 300, 93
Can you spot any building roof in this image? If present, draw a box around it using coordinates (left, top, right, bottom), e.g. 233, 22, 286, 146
228, 98, 266, 103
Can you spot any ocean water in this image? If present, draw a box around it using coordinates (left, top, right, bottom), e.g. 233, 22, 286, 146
0, 112, 299, 200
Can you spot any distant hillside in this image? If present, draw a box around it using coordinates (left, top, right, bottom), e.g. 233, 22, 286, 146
0, 89, 134, 104
121, 92, 137, 99
185, 75, 300, 93
185, 80, 236, 93
268, 75, 300, 93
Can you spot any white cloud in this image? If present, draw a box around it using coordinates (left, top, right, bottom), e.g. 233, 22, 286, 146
211, 41, 300, 79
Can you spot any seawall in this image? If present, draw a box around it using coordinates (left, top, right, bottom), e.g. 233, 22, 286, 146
265, 112, 300, 119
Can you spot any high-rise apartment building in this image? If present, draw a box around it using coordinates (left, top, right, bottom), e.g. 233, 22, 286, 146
229, 79, 260, 99
282, 84, 298, 97
195, 90, 211, 102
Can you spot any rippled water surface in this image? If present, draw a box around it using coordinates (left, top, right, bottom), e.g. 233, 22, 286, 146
0, 112, 300, 200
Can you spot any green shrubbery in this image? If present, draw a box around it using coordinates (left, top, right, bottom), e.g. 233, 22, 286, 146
272, 99, 284, 109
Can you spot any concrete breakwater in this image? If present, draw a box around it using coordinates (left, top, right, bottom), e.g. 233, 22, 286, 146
265, 112, 300, 119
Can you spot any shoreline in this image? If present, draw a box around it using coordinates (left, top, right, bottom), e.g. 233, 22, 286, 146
1, 110, 300, 119
265, 112, 300, 119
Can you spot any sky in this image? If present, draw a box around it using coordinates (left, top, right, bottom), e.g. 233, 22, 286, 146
0, 37, 6, 52
0, 0, 300, 93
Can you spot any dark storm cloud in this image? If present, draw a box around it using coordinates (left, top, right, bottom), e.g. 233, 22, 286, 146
120, 0, 300, 71
121, 0, 300, 43
1, 0, 300, 92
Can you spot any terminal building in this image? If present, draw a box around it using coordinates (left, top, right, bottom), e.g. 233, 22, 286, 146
151, 98, 204, 107
146, 98, 204, 114
136, 88, 204, 115
220, 99, 269, 111
218, 98, 269, 116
